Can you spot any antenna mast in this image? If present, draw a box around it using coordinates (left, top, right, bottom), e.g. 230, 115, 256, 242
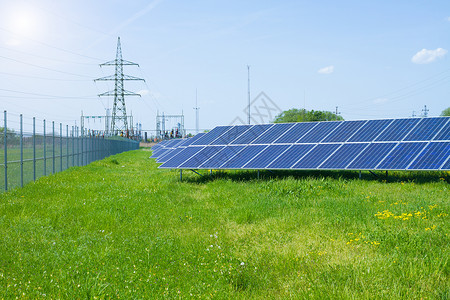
94, 37, 145, 135
194, 89, 200, 134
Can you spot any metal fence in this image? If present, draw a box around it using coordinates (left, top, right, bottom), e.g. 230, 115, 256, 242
0, 111, 140, 191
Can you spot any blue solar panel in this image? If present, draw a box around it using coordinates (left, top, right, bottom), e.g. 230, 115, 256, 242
230, 124, 273, 144
267, 144, 315, 169
347, 143, 397, 170
273, 122, 317, 143
319, 143, 368, 169
153, 148, 172, 160
297, 122, 341, 143
376, 142, 427, 170
178, 133, 205, 147
157, 148, 184, 163
441, 156, 450, 170
220, 145, 267, 168
433, 119, 450, 141
210, 125, 252, 145
158, 117, 450, 172
159, 147, 204, 168
192, 126, 233, 145
375, 118, 421, 141
407, 142, 450, 170
322, 121, 367, 143
251, 123, 295, 144
404, 117, 449, 141
292, 144, 341, 169
198, 146, 245, 169
179, 146, 225, 168
347, 119, 394, 142
243, 145, 290, 168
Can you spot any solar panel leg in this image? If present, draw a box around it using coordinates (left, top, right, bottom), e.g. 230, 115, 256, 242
257, 170, 260, 180
359, 171, 361, 179
210, 169, 212, 176
180, 169, 182, 181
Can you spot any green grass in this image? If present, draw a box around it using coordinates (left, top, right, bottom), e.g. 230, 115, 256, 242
0, 149, 448, 299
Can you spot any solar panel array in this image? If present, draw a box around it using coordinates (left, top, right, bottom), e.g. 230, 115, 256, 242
152, 117, 450, 171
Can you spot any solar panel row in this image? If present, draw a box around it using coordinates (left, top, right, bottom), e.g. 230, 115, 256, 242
153, 117, 450, 171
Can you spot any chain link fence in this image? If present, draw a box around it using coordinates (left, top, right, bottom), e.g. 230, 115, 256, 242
0, 111, 139, 192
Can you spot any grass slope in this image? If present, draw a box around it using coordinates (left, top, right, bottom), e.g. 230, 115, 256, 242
0, 149, 448, 299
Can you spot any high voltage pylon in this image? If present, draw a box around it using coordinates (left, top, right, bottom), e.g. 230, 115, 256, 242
94, 37, 145, 135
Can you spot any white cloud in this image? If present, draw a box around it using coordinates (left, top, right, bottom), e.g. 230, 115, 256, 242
318, 65, 334, 74
411, 48, 447, 64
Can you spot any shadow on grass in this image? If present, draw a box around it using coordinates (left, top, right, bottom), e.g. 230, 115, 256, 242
178, 169, 449, 185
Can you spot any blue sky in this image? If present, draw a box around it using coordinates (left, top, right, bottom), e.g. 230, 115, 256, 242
1, 0, 449, 134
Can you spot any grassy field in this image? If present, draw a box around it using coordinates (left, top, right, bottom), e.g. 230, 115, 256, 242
0, 148, 448, 299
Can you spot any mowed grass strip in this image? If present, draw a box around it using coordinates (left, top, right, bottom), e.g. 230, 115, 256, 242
0, 149, 448, 299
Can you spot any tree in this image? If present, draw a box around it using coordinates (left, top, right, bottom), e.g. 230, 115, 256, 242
273, 108, 344, 123
441, 107, 450, 117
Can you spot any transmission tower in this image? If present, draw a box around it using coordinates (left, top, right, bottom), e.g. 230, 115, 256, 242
94, 37, 145, 135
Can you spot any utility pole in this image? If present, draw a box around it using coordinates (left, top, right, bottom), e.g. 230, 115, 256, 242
247, 65, 251, 125
194, 89, 200, 134
335, 106, 341, 120
94, 37, 145, 136
422, 105, 429, 118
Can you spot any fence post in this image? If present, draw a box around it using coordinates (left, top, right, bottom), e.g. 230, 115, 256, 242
66, 125, 69, 170
33, 117, 36, 181
81, 127, 84, 166
43, 120, 46, 176
60, 123, 62, 172
4, 111, 7, 191
52, 121, 55, 174
72, 126, 74, 167
20, 114, 23, 188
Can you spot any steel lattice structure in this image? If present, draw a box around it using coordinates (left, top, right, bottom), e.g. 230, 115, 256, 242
95, 37, 145, 136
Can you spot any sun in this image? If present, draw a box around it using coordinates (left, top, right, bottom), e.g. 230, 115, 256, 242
4, 3, 46, 42
11, 10, 39, 36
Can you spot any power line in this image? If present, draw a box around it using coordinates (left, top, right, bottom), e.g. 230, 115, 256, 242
0, 26, 102, 62
0, 54, 93, 78
0, 88, 97, 99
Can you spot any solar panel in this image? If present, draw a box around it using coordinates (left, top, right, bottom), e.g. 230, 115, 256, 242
297, 121, 341, 143
231, 124, 273, 144
376, 142, 427, 170
220, 145, 268, 168
198, 146, 245, 169
210, 125, 252, 145
441, 156, 450, 170
375, 118, 421, 141
159, 147, 204, 168
179, 146, 225, 168
192, 126, 232, 145
322, 120, 367, 143
347, 119, 394, 142
404, 117, 449, 141
250, 123, 295, 144
267, 144, 315, 169
347, 143, 397, 170
243, 145, 290, 169
157, 117, 450, 171
433, 119, 450, 141
408, 142, 450, 170
292, 144, 341, 169
157, 148, 184, 163
273, 122, 317, 144
319, 143, 368, 169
